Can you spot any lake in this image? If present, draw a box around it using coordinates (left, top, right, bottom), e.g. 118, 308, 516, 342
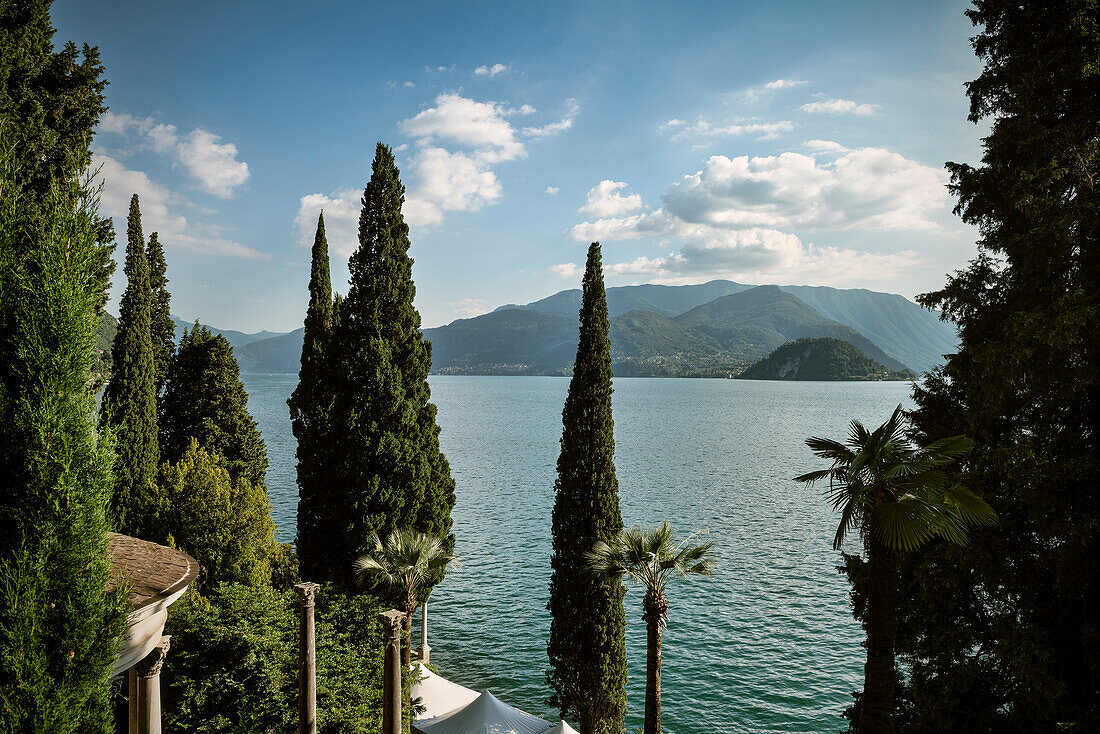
242, 373, 915, 734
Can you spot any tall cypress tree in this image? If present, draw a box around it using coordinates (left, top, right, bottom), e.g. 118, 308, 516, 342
0, 141, 128, 733
318, 142, 456, 589
546, 242, 628, 734
840, 2, 1099, 731
101, 194, 159, 536
147, 231, 174, 394
289, 213, 335, 581
159, 324, 268, 489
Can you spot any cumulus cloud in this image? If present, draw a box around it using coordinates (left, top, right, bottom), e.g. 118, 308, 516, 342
98, 111, 249, 197
293, 188, 362, 257
578, 180, 644, 218
803, 139, 851, 154
403, 147, 504, 226
448, 298, 491, 317
550, 262, 582, 278
743, 78, 810, 102
546, 186, 559, 196
765, 79, 810, 91
662, 149, 947, 231
93, 152, 266, 259
175, 130, 250, 198
801, 98, 877, 116
398, 93, 526, 163
474, 63, 510, 77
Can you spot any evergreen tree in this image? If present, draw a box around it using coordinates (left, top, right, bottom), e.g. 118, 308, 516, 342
100, 194, 159, 536
0, 140, 127, 733
289, 212, 335, 582
159, 324, 268, 488
160, 440, 276, 593
0, 0, 115, 314
147, 231, 174, 393
840, 2, 1099, 731
546, 243, 628, 734
317, 143, 456, 588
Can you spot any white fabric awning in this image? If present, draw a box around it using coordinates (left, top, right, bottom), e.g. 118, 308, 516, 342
413, 688, 552, 734
411, 665, 481, 721
545, 721, 579, 734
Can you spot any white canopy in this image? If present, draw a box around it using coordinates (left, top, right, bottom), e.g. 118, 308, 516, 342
411, 665, 480, 721
414, 689, 552, 734
545, 721, 579, 734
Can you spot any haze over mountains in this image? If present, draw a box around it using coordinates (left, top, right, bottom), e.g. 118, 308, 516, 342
150, 280, 957, 378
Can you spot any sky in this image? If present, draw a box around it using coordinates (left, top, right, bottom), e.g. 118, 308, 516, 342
54, 0, 987, 333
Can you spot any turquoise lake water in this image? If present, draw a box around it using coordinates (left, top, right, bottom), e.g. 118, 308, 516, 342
241, 374, 915, 734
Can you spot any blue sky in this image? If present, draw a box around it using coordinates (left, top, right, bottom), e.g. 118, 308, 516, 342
55, 0, 985, 333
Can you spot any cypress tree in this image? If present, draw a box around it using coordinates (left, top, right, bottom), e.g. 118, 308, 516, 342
147, 231, 175, 394
100, 194, 159, 536
319, 142, 456, 588
546, 242, 628, 734
840, 3, 1100, 731
159, 324, 268, 489
289, 213, 335, 582
0, 143, 128, 733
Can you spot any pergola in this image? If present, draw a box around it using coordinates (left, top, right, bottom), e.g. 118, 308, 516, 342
106, 533, 199, 734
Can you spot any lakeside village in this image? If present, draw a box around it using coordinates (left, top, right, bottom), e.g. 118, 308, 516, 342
2, 3, 1097, 734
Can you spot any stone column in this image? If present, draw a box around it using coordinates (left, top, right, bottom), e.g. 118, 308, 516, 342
416, 598, 430, 664
134, 635, 170, 734
379, 610, 406, 734
294, 582, 320, 734
127, 668, 139, 734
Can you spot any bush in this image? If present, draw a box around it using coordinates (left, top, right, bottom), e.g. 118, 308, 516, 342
164, 583, 401, 734
159, 440, 276, 592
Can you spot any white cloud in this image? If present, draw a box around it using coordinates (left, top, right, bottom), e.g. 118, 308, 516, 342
743, 78, 810, 102
569, 209, 678, 243
803, 139, 851, 154
661, 149, 947, 231
293, 188, 362, 257
447, 298, 491, 317
398, 93, 526, 163
664, 117, 794, 141
550, 262, 581, 278
404, 81, 415, 88
546, 186, 559, 196
522, 99, 579, 139
93, 153, 267, 259
578, 180, 643, 218
175, 129, 250, 198
474, 63, 509, 77
801, 99, 877, 116
403, 147, 503, 226
98, 111, 249, 197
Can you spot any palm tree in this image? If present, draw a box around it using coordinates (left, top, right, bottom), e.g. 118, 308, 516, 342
794, 404, 995, 734
586, 521, 716, 734
353, 528, 455, 667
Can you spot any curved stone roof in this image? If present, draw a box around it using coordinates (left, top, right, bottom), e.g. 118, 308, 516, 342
106, 533, 199, 611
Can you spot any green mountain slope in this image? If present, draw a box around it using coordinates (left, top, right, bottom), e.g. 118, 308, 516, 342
425, 309, 579, 375
497, 280, 753, 319
674, 286, 910, 372
233, 328, 304, 373
777, 285, 956, 374
738, 337, 913, 381
171, 315, 287, 352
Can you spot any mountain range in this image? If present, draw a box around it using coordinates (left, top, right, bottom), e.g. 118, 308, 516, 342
95, 280, 956, 378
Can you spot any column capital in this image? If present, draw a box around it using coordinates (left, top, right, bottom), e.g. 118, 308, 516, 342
135, 635, 171, 679
378, 609, 405, 639
294, 582, 321, 607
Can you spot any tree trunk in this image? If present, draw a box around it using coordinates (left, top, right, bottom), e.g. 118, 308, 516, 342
642, 591, 667, 734
861, 538, 898, 734
403, 592, 416, 669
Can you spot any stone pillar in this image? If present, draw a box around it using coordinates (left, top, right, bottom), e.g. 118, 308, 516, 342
127, 668, 139, 734
294, 582, 320, 734
134, 635, 170, 734
379, 610, 405, 734
416, 598, 430, 664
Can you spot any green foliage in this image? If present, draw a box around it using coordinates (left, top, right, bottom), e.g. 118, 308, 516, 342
796, 406, 993, 734
0, 145, 127, 732
160, 324, 268, 487
164, 583, 395, 734
147, 231, 175, 393
158, 440, 275, 592
100, 194, 159, 536
547, 243, 628, 734
847, 2, 1099, 731
0, 0, 115, 314
739, 337, 913, 381
316, 143, 456, 588
290, 212, 336, 582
